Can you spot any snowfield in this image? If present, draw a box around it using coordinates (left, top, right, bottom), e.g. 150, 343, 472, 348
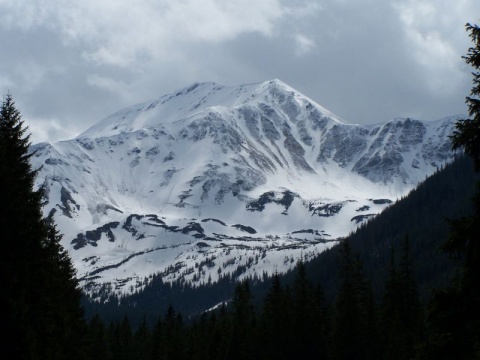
30, 79, 461, 299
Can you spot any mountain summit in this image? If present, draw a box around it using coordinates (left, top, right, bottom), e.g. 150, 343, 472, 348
78, 79, 343, 139
30, 79, 460, 299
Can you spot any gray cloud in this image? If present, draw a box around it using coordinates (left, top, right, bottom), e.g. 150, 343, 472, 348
0, 0, 478, 143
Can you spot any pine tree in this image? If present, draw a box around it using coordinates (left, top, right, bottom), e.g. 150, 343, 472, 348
382, 237, 420, 360
331, 241, 360, 360
133, 316, 151, 360
331, 241, 378, 360
259, 272, 292, 360
290, 260, 328, 359
451, 22, 480, 172
0, 93, 85, 359
85, 314, 112, 360
150, 316, 164, 360
381, 248, 404, 358
0, 93, 43, 358
156, 305, 186, 360
34, 218, 87, 359
227, 281, 256, 360
212, 303, 232, 360
185, 313, 210, 360
398, 235, 421, 354
110, 316, 134, 360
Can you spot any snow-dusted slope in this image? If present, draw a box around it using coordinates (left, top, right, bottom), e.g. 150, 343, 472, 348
30, 79, 461, 299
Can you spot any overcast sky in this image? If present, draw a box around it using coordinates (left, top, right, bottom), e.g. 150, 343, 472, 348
1, 0, 479, 144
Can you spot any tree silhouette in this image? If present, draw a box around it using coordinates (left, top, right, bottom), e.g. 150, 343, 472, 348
0, 93, 85, 359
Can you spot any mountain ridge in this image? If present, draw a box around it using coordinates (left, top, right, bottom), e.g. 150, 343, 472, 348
29, 79, 462, 300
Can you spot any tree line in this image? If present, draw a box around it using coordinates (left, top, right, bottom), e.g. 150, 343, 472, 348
74, 233, 467, 360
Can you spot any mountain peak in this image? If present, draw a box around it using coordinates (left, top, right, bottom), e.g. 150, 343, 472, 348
77, 80, 343, 139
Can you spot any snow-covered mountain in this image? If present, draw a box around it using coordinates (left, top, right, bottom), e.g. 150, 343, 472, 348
30, 79, 460, 300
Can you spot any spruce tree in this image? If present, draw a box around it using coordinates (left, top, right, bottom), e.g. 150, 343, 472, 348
451, 22, 480, 172
259, 272, 291, 360
381, 248, 404, 359
382, 237, 420, 360
291, 260, 327, 359
398, 235, 421, 354
331, 241, 359, 360
331, 241, 377, 360
0, 93, 85, 359
227, 281, 256, 360
85, 314, 112, 360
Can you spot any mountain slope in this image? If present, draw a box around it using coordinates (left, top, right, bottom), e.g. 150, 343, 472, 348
84, 155, 478, 326
303, 154, 477, 302
30, 79, 461, 299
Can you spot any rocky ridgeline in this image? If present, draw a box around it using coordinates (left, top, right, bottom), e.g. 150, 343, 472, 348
30, 80, 461, 299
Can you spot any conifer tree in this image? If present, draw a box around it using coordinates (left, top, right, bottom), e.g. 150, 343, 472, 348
382, 237, 420, 360
0, 93, 43, 357
451, 22, 480, 172
331, 241, 359, 360
86, 314, 112, 360
398, 236, 421, 352
213, 303, 231, 360
331, 241, 378, 360
34, 218, 87, 359
186, 313, 211, 360
169, 307, 186, 360
381, 248, 403, 359
110, 316, 134, 360
0, 93, 85, 359
291, 260, 327, 359
259, 272, 291, 360
149, 316, 164, 360
227, 281, 256, 360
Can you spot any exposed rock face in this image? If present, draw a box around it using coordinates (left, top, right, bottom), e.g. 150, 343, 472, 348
29, 79, 461, 299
